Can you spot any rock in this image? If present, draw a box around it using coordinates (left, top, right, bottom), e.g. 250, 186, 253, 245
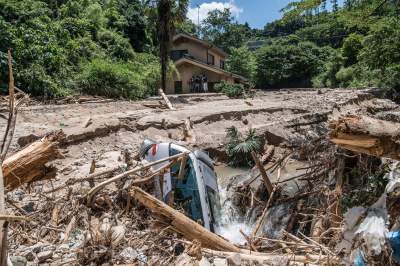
137, 253, 147, 264
10, 256, 27, 266
226, 253, 241, 266
37, 251, 53, 262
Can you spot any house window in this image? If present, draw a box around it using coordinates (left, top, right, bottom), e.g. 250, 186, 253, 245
207, 53, 215, 65
170, 50, 188, 61
220, 60, 225, 69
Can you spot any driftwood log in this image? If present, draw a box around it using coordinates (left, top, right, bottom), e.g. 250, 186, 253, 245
2, 130, 65, 191
329, 115, 400, 160
130, 186, 240, 252
158, 89, 174, 110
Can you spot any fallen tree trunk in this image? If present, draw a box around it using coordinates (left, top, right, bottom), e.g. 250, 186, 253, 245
130, 186, 240, 252
2, 130, 65, 191
329, 115, 400, 160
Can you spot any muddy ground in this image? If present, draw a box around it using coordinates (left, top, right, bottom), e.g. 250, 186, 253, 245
4, 88, 400, 265
4, 88, 395, 184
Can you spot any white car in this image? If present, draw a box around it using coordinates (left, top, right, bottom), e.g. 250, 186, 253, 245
140, 140, 221, 232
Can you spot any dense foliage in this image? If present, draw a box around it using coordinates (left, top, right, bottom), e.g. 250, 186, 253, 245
215, 81, 246, 98
0, 0, 158, 98
255, 36, 332, 88
200, 8, 260, 53
226, 46, 256, 82
254, 0, 400, 93
225, 126, 262, 167
199, 0, 400, 94
1, 0, 400, 98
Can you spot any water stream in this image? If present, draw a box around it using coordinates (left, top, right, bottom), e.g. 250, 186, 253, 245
213, 161, 308, 244
214, 165, 252, 244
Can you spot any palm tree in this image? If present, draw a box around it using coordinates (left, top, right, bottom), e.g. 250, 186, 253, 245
157, 0, 171, 93
225, 126, 262, 167
156, 0, 189, 93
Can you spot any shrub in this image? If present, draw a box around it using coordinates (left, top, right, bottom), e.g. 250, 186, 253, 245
255, 36, 325, 88
225, 126, 262, 167
312, 50, 344, 88
215, 81, 246, 98
97, 29, 135, 61
335, 66, 356, 87
341, 33, 363, 67
75, 59, 157, 99
226, 46, 256, 82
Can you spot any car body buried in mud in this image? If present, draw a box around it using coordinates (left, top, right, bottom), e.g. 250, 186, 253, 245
140, 140, 221, 232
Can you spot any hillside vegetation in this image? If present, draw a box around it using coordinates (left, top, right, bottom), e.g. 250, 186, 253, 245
0, 0, 160, 98
0, 0, 399, 99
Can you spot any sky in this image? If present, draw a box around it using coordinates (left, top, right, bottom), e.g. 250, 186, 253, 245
187, 0, 344, 29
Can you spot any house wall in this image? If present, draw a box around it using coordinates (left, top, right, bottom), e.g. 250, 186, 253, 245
172, 38, 225, 69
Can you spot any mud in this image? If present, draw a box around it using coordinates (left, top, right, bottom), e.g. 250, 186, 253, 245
5, 88, 400, 265
2, 88, 397, 189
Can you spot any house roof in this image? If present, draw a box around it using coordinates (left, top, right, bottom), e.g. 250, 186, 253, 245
175, 57, 247, 82
173, 33, 228, 58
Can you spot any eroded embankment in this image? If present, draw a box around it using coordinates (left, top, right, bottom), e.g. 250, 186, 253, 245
4, 89, 393, 163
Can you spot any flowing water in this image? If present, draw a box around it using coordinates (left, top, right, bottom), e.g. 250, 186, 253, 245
213, 161, 308, 244
214, 165, 252, 244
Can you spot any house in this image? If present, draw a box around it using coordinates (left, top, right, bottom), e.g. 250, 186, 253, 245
166, 33, 247, 94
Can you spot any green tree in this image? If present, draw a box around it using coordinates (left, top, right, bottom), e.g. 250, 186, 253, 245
225, 126, 262, 167
201, 8, 255, 52
359, 17, 400, 89
0, 0, 161, 97
341, 33, 363, 66
106, 0, 151, 52
226, 46, 256, 81
156, 0, 189, 93
255, 36, 325, 88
